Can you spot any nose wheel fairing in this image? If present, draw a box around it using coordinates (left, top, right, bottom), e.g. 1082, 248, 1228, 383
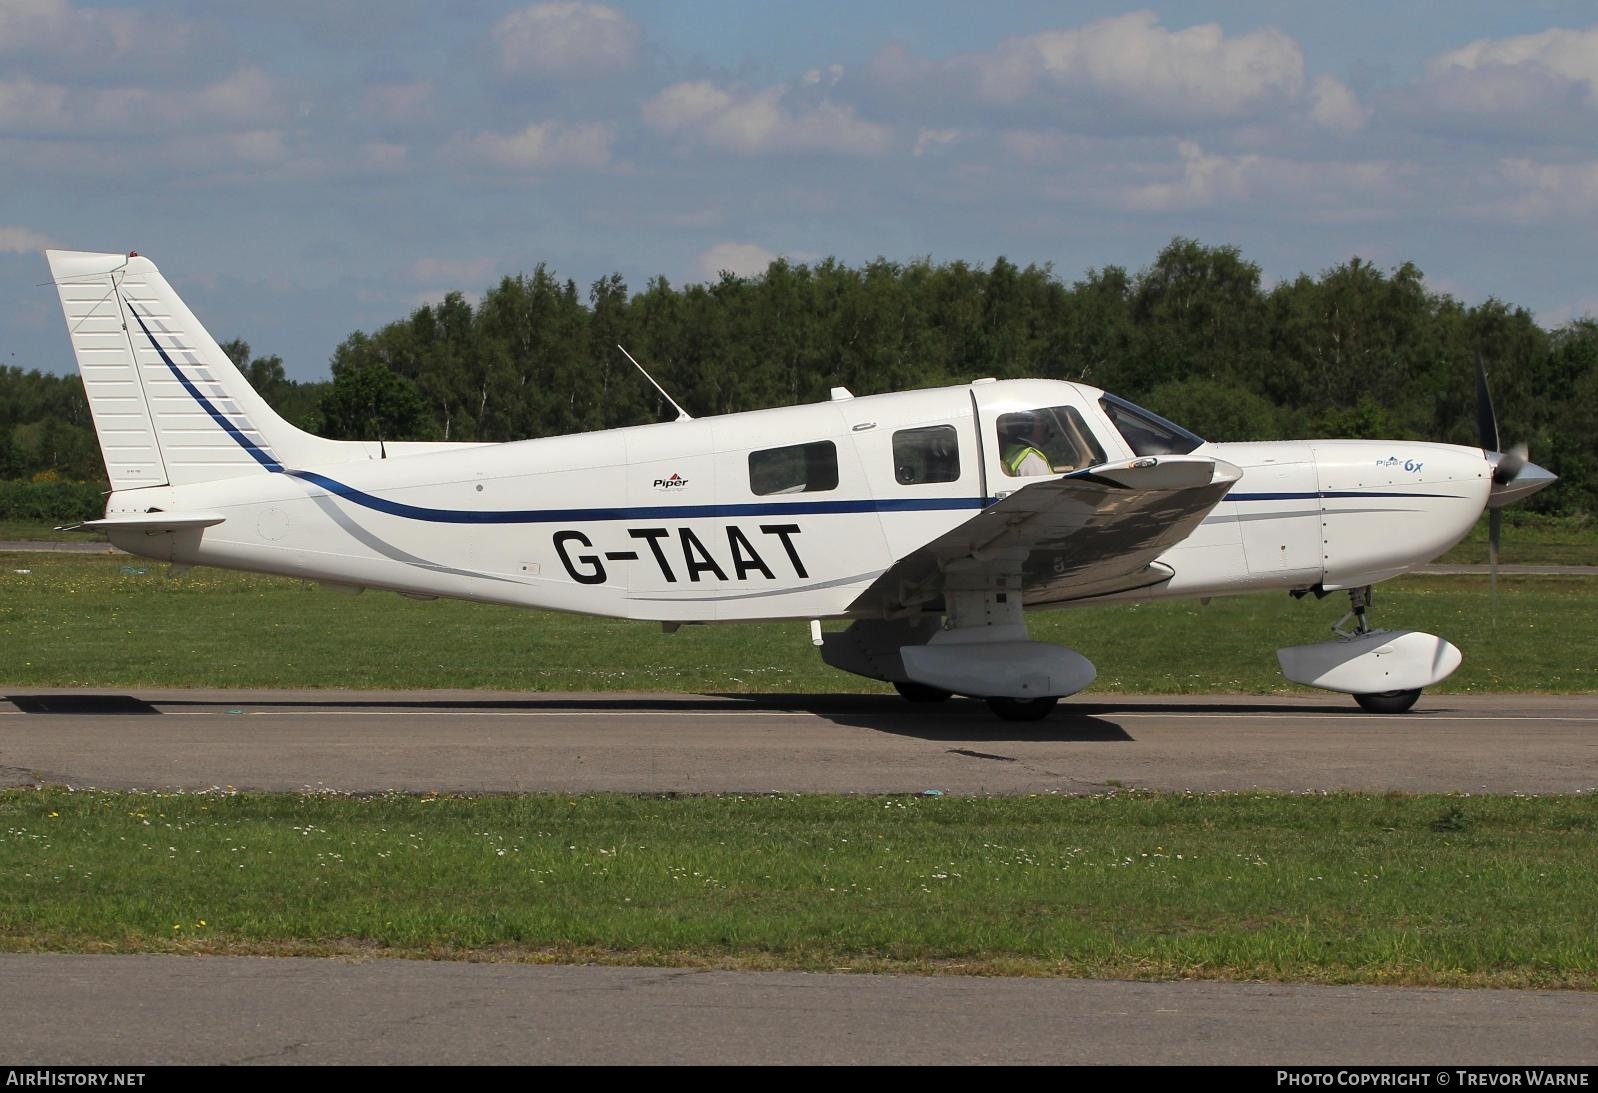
1277, 628, 1462, 696
1277, 586, 1462, 713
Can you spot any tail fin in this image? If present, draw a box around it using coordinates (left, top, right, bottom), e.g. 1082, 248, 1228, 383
46, 250, 350, 489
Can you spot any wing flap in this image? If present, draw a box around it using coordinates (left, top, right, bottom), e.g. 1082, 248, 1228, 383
849, 454, 1241, 615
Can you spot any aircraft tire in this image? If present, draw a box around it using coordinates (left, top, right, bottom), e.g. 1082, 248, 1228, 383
894, 681, 952, 703
985, 696, 1059, 721
1353, 688, 1422, 714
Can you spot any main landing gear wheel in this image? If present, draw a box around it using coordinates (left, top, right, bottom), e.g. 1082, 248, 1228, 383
985, 696, 1059, 721
1354, 688, 1422, 714
893, 681, 952, 703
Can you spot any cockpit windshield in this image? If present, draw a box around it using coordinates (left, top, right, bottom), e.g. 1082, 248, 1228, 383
1098, 394, 1205, 456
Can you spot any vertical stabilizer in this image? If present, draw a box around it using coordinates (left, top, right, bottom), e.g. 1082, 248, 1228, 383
47, 249, 352, 488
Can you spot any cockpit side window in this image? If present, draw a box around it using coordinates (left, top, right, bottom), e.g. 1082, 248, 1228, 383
891, 425, 961, 485
995, 406, 1108, 477
1098, 394, 1205, 456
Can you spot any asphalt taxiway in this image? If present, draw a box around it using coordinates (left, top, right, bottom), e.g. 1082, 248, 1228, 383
3, 956, 1595, 1065
2, 689, 1593, 795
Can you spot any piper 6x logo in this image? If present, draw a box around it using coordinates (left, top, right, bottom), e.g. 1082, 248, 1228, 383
1375, 455, 1425, 473
652, 473, 689, 491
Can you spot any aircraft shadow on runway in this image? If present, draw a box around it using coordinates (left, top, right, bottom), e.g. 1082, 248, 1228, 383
3, 691, 1363, 744
7, 694, 163, 715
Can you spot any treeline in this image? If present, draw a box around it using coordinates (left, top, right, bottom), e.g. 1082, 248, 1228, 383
4, 239, 1594, 515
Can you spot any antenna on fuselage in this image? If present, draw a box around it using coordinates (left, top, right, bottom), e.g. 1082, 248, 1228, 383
617, 344, 692, 422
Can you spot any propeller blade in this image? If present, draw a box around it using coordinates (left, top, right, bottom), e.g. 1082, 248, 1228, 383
1474, 348, 1499, 454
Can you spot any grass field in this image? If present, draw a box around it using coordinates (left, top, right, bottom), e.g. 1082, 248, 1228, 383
1436, 513, 1596, 566
2, 788, 1592, 987
1, 552, 1592, 693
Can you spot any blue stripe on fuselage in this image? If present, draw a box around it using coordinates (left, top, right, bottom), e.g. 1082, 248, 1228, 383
284, 470, 989, 523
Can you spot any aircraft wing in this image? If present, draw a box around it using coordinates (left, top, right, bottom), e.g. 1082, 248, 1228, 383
848, 454, 1243, 615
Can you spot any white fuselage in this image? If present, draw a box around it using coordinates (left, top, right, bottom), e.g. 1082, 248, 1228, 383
101, 379, 1492, 621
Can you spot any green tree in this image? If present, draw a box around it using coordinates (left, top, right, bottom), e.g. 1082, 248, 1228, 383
319, 359, 432, 442
1143, 378, 1281, 442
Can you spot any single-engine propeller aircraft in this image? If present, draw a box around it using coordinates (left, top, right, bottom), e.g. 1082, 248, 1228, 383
45, 250, 1557, 719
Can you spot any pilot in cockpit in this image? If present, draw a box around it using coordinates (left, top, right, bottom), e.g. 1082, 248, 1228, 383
1001, 413, 1054, 477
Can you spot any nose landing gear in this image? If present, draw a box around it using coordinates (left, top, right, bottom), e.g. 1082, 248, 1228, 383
1277, 585, 1462, 714
1335, 588, 1423, 714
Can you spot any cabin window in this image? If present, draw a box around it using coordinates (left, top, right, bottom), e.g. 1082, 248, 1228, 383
891, 425, 961, 485
749, 440, 839, 496
995, 406, 1108, 477
1098, 394, 1204, 456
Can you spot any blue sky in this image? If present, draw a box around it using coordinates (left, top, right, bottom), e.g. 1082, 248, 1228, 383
5, 2, 1597, 380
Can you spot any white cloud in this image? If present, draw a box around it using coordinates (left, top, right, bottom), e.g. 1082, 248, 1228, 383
187, 68, 280, 126
358, 142, 409, 172
0, 67, 283, 135
1405, 25, 1598, 141
408, 257, 497, 285
1540, 291, 1598, 328
357, 80, 435, 124
1122, 141, 1257, 211
872, 12, 1305, 125
0, 77, 69, 128
494, 3, 640, 79
223, 129, 291, 165
1429, 25, 1598, 93
1309, 75, 1367, 133
1121, 140, 1394, 214
0, 0, 73, 51
0, 0, 195, 65
643, 80, 891, 156
0, 225, 58, 254
696, 242, 778, 280
913, 128, 961, 157
997, 129, 1077, 166
466, 121, 616, 170
1497, 158, 1598, 224
802, 64, 844, 88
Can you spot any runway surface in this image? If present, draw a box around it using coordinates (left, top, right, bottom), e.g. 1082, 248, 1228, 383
2, 689, 1594, 795
4, 688, 1595, 1065
3, 955, 1595, 1065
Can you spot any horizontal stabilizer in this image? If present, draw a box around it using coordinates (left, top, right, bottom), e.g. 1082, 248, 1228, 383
77, 512, 227, 533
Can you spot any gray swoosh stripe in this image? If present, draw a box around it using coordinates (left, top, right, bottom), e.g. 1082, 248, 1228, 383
303, 491, 525, 585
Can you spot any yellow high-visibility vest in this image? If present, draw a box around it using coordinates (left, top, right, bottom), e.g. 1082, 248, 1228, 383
1004, 444, 1050, 476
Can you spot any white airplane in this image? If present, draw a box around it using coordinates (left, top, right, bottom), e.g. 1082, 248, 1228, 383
46, 249, 1557, 719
